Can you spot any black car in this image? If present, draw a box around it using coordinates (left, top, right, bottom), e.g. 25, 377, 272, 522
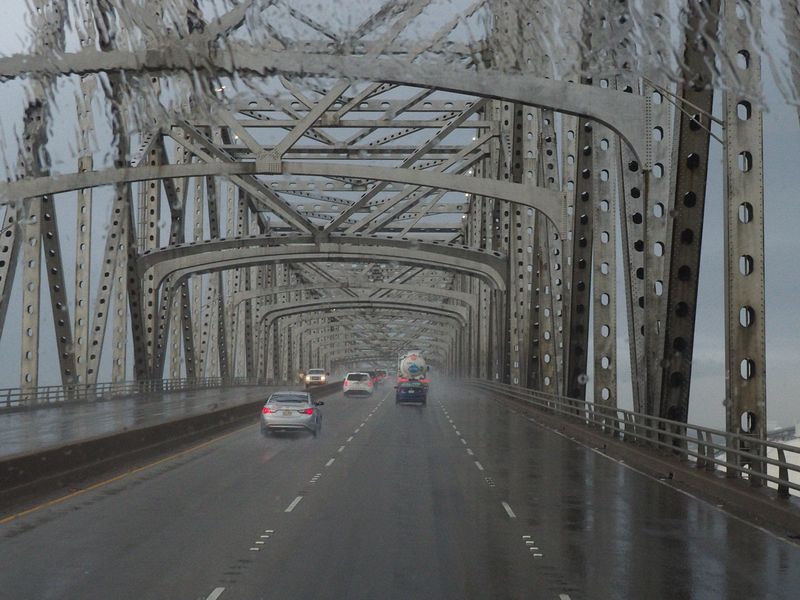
395, 380, 427, 404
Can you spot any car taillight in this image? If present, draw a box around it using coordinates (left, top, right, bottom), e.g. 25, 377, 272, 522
344, 380, 350, 387
262, 407, 273, 414
301, 408, 314, 414
368, 381, 373, 387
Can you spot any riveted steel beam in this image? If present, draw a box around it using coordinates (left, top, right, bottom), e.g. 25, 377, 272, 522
722, 0, 767, 479
139, 234, 508, 292
231, 281, 477, 311
0, 45, 650, 164
1, 158, 568, 234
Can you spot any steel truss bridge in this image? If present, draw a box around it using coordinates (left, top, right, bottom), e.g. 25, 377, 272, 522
0, 0, 797, 487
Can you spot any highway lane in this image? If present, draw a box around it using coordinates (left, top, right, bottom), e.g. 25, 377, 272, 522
2, 382, 800, 599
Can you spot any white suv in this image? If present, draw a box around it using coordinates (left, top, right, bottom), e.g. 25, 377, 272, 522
343, 372, 374, 396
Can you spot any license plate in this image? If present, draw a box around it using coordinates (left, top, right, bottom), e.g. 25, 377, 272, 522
283, 410, 292, 416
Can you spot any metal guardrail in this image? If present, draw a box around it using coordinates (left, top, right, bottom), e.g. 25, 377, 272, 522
0, 377, 269, 411
467, 380, 800, 499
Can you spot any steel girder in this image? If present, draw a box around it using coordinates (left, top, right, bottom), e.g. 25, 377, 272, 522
0, 157, 568, 235
231, 281, 478, 311
261, 299, 468, 330
722, 0, 768, 477
0, 45, 651, 166
140, 235, 508, 292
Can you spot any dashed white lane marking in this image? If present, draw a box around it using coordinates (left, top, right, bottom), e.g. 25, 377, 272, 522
255, 541, 265, 545
325, 458, 335, 467
360, 422, 366, 427
249, 547, 260, 552
260, 535, 270, 539
206, 588, 225, 600
309, 473, 321, 484
460, 438, 467, 445
338, 445, 345, 452
455, 430, 461, 436
474, 461, 484, 471
502, 501, 517, 519
355, 428, 361, 433
347, 436, 354, 442
285, 496, 303, 513
559, 595, 571, 600
466, 448, 474, 456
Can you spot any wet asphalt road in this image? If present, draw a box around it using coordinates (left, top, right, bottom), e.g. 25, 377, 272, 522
0, 385, 282, 458
1, 382, 800, 599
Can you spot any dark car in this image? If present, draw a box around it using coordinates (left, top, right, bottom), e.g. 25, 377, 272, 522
395, 380, 427, 404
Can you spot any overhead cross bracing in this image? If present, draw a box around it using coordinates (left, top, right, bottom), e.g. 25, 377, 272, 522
0, 0, 795, 487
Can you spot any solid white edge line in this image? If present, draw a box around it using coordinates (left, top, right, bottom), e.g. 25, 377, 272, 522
502, 501, 517, 519
285, 496, 303, 513
206, 588, 225, 600
325, 458, 335, 467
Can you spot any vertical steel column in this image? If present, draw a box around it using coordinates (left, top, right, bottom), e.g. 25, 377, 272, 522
722, 0, 768, 477
73, 0, 97, 384
191, 176, 204, 374
18, 0, 66, 393
559, 115, 580, 394
19, 127, 44, 392
537, 111, 564, 395
619, 152, 647, 412
564, 116, 594, 400
591, 118, 619, 410
660, 0, 719, 422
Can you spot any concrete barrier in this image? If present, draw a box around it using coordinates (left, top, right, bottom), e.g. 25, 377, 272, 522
0, 382, 342, 510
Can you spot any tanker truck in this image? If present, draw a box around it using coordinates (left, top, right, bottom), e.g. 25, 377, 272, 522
397, 351, 430, 385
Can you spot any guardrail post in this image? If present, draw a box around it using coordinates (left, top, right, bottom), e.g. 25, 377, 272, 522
777, 448, 791, 498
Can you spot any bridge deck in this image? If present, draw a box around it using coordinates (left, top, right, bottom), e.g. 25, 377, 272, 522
1, 382, 797, 599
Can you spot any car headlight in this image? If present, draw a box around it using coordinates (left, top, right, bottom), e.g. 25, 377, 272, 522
305, 375, 311, 382
321, 375, 326, 381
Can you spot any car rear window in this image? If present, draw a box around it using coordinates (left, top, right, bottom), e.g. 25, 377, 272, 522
269, 393, 310, 403
347, 373, 368, 381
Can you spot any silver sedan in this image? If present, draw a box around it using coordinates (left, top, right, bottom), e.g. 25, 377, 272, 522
260, 391, 323, 437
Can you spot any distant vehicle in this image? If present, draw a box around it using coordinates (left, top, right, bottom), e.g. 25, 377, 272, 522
397, 351, 429, 385
395, 380, 427, 405
304, 368, 329, 389
375, 369, 388, 383
343, 372, 373, 396
261, 391, 323, 437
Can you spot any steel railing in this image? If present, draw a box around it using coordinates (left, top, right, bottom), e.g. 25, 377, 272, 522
0, 377, 271, 411
467, 379, 800, 499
